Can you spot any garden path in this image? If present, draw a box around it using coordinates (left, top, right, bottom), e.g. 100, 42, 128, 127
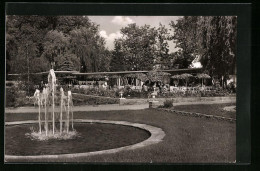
5, 98, 235, 114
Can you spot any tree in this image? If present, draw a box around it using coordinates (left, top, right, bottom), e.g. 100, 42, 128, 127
69, 26, 107, 72
6, 15, 54, 81
110, 39, 126, 71
112, 23, 158, 71
56, 16, 91, 34
170, 51, 193, 69
155, 23, 171, 69
98, 49, 112, 72
170, 16, 199, 67
197, 16, 237, 78
41, 30, 70, 66
170, 16, 237, 79
55, 53, 80, 71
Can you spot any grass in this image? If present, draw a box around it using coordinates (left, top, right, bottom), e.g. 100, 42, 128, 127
5, 107, 235, 163
173, 103, 236, 119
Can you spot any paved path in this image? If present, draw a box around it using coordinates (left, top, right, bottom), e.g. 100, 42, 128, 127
5, 104, 149, 113
5, 99, 235, 113
172, 100, 235, 106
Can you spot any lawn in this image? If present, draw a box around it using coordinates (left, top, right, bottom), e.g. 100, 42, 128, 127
5, 107, 236, 163
173, 103, 236, 119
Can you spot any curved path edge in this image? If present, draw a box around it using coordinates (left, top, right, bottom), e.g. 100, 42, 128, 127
5, 119, 165, 161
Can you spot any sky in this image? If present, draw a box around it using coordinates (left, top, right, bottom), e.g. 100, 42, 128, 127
88, 16, 181, 53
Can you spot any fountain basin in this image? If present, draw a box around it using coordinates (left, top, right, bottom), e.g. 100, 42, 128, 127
5, 120, 165, 160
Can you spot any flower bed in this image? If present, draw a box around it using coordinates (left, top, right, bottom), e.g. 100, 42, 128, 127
72, 93, 119, 106
71, 86, 232, 99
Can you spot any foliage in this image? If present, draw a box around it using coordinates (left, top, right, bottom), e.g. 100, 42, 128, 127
55, 53, 80, 71
6, 16, 111, 94
198, 16, 237, 77
163, 99, 174, 108
5, 87, 16, 107
72, 87, 116, 98
111, 23, 172, 71
170, 16, 237, 77
5, 85, 29, 107
72, 93, 119, 106
154, 24, 172, 69
69, 26, 109, 72
110, 39, 126, 71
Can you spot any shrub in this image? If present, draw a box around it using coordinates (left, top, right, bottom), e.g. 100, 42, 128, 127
5, 85, 29, 107
72, 93, 119, 106
163, 99, 173, 108
5, 87, 16, 107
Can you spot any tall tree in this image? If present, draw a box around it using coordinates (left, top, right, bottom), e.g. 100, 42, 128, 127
69, 25, 107, 72
155, 23, 171, 69
6, 15, 53, 77
197, 16, 237, 77
169, 16, 199, 69
41, 30, 69, 66
170, 16, 237, 78
115, 23, 158, 71
110, 39, 126, 71
6, 15, 110, 75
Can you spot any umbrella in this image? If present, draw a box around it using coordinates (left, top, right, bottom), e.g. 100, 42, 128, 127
171, 74, 181, 86
135, 73, 149, 82
196, 73, 211, 86
179, 73, 193, 87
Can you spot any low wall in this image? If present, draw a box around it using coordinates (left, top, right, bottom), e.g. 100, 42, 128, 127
119, 96, 236, 105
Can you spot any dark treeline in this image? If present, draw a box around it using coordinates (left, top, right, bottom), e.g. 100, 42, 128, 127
6, 16, 237, 82
6, 16, 111, 76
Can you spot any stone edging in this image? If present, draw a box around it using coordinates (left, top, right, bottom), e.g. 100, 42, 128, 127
5, 119, 165, 161
155, 108, 236, 122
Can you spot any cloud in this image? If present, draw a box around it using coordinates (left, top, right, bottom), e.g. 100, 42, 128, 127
111, 16, 134, 26
100, 30, 123, 50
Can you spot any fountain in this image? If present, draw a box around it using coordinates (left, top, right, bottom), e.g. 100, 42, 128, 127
28, 69, 76, 140
5, 69, 164, 159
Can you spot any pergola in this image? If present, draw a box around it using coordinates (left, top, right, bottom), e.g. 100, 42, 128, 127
7, 68, 203, 87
